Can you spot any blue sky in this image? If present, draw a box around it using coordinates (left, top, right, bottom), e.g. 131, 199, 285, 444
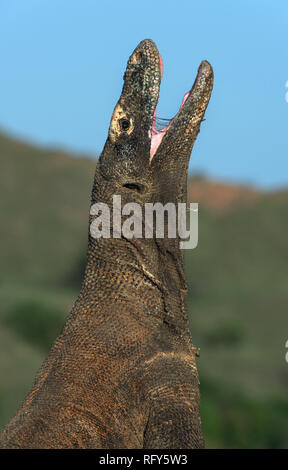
0, 0, 287, 188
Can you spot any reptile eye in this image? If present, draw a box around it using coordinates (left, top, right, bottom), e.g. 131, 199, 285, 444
120, 118, 131, 132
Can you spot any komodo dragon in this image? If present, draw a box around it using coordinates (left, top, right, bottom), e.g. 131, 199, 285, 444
0, 39, 213, 449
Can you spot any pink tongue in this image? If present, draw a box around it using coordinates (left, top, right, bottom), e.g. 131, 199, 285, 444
159, 54, 163, 78
150, 90, 190, 161
180, 91, 190, 107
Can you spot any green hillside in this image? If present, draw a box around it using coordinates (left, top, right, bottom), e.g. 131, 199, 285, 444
0, 131, 287, 448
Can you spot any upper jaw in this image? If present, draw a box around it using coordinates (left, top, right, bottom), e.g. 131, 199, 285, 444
121, 39, 162, 136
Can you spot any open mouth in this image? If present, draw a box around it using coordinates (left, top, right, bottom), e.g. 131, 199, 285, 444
150, 91, 190, 162
116, 39, 213, 167
150, 53, 192, 162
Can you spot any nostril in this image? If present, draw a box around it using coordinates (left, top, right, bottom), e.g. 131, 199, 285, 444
132, 51, 142, 64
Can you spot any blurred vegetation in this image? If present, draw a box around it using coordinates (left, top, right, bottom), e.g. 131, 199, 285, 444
202, 319, 244, 347
0, 131, 287, 448
3, 300, 64, 352
200, 377, 288, 448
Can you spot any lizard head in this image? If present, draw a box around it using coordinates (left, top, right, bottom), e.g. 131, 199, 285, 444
90, 39, 213, 274
94, 38, 213, 206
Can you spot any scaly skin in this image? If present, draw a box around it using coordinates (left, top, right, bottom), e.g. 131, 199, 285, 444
0, 39, 213, 449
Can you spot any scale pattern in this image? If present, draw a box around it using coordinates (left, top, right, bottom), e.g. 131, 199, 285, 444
0, 39, 213, 449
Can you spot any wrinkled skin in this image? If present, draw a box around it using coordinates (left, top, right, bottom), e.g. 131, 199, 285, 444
0, 39, 213, 449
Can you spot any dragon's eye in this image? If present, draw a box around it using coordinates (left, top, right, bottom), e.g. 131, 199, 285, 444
120, 118, 131, 132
